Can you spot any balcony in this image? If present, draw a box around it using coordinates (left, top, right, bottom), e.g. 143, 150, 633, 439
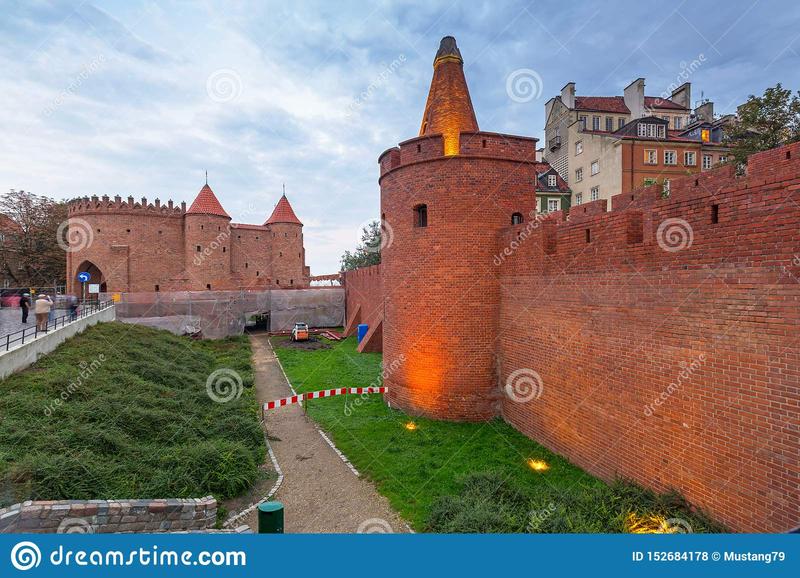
548, 136, 561, 151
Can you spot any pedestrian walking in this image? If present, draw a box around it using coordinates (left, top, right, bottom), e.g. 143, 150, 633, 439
20, 293, 31, 324
34, 294, 52, 332
69, 294, 79, 321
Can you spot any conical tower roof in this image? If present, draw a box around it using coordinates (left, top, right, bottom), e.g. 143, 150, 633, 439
264, 194, 302, 226
187, 184, 230, 218
419, 36, 479, 155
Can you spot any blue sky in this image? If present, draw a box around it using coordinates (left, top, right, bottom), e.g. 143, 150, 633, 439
1, 0, 797, 274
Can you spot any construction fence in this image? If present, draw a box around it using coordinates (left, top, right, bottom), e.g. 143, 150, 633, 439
105, 288, 345, 339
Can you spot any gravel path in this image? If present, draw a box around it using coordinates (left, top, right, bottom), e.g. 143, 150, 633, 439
240, 333, 409, 533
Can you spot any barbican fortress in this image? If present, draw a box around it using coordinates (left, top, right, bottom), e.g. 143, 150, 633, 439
66, 185, 310, 295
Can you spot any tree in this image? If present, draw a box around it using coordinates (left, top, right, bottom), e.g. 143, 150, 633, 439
340, 220, 382, 271
0, 190, 68, 288
727, 83, 800, 165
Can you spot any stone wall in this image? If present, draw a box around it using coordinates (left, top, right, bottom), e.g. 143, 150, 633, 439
0, 497, 219, 534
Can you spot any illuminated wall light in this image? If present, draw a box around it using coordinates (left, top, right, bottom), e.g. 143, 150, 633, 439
526, 458, 549, 472
404, 421, 418, 431
624, 513, 676, 534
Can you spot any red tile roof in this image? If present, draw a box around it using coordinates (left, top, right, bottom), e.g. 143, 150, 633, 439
187, 184, 230, 217
574, 95, 687, 114
264, 194, 302, 226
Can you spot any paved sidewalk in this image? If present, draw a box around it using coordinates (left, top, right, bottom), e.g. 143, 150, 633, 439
241, 333, 409, 533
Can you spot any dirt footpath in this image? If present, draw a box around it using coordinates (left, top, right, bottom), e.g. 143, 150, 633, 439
240, 333, 409, 533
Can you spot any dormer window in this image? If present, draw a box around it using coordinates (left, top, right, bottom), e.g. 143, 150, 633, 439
547, 174, 557, 187
637, 123, 666, 138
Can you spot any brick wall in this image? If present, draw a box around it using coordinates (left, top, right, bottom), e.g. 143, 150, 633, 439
342, 264, 383, 340
0, 497, 219, 534
496, 142, 800, 532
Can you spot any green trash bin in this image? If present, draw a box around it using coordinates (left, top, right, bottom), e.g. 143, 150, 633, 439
257, 502, 284, 533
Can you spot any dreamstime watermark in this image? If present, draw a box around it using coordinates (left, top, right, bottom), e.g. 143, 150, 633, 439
44, 354, 106, 416
356, 518, 393, 533
527, 502, 556, 532
493, 210, 545, 265
57, 218, 95, 253
506, 68, 543, 103
192, 225, 232, 266
656, 218, 693, 252
346, 55, 406, 118
645, 54, 706, 114
504, 368, 544, 403
58, 518, 95, 534
206, 368, 243, 403
644, 353, 707, 417
344, 354, 405, 416
10, 541, 41, 571
42, 54, 106, 117
206, 68, 243, 103
358, 219, 394, 255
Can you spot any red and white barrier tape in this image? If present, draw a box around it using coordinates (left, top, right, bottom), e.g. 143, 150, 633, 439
263, 386, 387, 411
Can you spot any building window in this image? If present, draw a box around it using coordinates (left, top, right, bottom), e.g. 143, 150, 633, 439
575, 167, 583, 182
719, 155, 727, 163
664, 150, 677, 165
662, 179, 671, 197
414, 204, 428, 227
276, 280, 279, 285
637, 123, 666, 138
702, 154, 713, 169
605, 117, 613, 132
590, 160, 599, 175
575, 140, 583, 155
684, 151, 696, 166
618, 118, 625, 129
290, 279, 293, 285
674, 117, 682, 129
579, 115, 587, 130
245, 262, 248, 268
206, 284, 211, 290
644, 178, 658, 186
155, 285, 159, 292
222, 246, 226, 253
644, 149, 657, 165
575, 193, 583, 205
592, 116, 600, 130
196, 245, 201, 252
590, 187, 599, 201
547, 198, 560, 212
511, 212, 523, 225
547, 174, 557, 187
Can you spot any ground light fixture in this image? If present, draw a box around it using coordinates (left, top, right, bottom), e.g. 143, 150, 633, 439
404, 421, 418, 431
526, 458, 549, 472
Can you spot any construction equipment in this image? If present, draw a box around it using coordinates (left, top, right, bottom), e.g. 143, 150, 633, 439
290, 322, 309, 342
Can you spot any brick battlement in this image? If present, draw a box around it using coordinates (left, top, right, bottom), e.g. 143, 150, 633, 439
379, 131, 539, 179
68, 195, 186, 217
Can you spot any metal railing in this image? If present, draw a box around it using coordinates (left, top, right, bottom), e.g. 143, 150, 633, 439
2, 300, 113, 352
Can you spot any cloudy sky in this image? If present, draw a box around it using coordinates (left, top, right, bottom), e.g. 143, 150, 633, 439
1, 0, 797, 274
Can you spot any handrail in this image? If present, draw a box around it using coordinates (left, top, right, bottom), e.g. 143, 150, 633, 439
1, 300, 114, 352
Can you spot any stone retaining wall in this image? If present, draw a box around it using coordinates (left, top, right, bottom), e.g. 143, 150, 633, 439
0, 497, 218, 534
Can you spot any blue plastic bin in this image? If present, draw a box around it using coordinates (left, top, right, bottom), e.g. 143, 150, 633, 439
357, 323, 369, 343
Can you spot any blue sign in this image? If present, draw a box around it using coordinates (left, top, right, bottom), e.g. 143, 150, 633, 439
77, 272, 90, 283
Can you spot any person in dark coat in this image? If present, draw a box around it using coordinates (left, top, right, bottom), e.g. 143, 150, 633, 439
20, 293, 30, 324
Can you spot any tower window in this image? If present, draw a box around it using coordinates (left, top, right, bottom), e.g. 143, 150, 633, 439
245, 262, 248, 268
511, 212, 523, 225
417, 144, 421, 153
222, 247, 226, 253
196, 245, 201, 252
279, 252, 282, 257
155, 285, 159, 292
206, 284, 211, 290
711, 204, 719, 224
276, 280, 279, 285
256, 271, 259, 276
414, 204, 428, 228
290, 279, 293, 285
585, 229, 591, 243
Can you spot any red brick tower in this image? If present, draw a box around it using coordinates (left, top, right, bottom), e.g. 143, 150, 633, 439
264, 194, 307, 288
183, 183, 232, 290
379, 36, 541, 421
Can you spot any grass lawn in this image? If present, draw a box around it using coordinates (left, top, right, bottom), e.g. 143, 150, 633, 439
0, 322, 265, 508
271, 335, 725, 533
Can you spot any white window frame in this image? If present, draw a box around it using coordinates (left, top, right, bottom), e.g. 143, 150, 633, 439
664, 150, 677, 165
684, 151, 696, 166
644, 149, 657, 165
719, 155, 728, 163
547, 174, 557, 187
663, 179, 671, 196
590, 160, 599, 175
592, 116, 600, 130
575, 167, 583, 182
575, 140, 583, 155
547, 198, 560, 213
674, 116, 682, 129
575, 193, 583, 205
590, 187, 599, 201
702, 154, 712, 169
638, 123, 666, 138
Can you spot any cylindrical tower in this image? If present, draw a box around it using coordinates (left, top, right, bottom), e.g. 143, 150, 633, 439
379, 37, 540, 421
184, 184, 232, 290
264, 194, 307, 288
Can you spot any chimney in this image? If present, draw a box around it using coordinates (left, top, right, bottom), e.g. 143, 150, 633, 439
694, 100, 714, 122
624, 78, 645, 119
561, 82, 575, 109
670, 82, 691, 109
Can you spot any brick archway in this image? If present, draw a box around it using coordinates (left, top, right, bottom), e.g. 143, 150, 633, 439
75, 260, 107, 296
